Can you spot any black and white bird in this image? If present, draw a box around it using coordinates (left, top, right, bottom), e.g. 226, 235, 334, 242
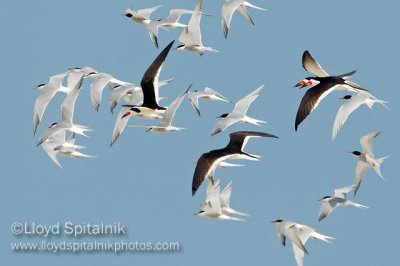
110, 80, 173, 146
195, 183, 244, 221
84, 71, 131, 111
205, 180, 249, 217
124, 5, 164, 48
294, 50, 366, 131
174, 0, 218, 55
331, 91, 388, 141
187, 87, 230, 116
36, 74, 91, 146
129, 87, 190, 133
192, 131, 278, 196
109, 78, 173, 114
33, 72, 69, 134
271, 219, 334, 266
211, 85, 266, 136
122, 41, 175, 120
349, 131, 389, 195
42, 132, 95, 168
146, 9, 200, 48
124, 5, 163, 25
221, 0, 266, 39
318, 184, 368, 221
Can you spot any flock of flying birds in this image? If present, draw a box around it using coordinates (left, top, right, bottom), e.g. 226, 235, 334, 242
32, 1, 390, 265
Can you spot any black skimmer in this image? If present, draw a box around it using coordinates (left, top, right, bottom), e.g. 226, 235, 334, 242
294, 50, 366, 131
192, 131, 278, 196
122, 40, 175, 119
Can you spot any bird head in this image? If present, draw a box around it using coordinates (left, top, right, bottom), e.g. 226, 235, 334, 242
48, 122, 58, 128
217, 113, 229, 119
349, 151, 362, 157
271, 219, 284, 224
194, 210, 205, 216
341, 95, 352, 100
294, 78, 317, 88
84, 71, 97, 78
173, 45, 185, 51
33, 83, 46, 90
319, 196, 331, 202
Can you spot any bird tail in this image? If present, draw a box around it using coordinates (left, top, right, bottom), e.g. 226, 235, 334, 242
243, 1, 268, 11
71, 151, 96, 159
376, 99, 389, 110
229, 216, 245, 222
232, 210, 250, 217
373, 156, 389, 179
345, 200, 369, 209
311, 232, 334, 243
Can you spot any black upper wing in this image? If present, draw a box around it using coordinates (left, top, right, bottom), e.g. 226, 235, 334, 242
226, 131, 279, 151
295, 82, 337, 131
141, 40, 174, 108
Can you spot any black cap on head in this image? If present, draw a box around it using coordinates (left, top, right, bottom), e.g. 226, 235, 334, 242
219, 113, 229, 118
351, 151, 362, 156
125, 13, 133, 18
272, 219, 283, 223
342, 95, 352, 100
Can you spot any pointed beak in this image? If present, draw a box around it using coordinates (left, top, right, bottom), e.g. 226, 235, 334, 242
294, 83, 301, 88
121, 112, 131, 119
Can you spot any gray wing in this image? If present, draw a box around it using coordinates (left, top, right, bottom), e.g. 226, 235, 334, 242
334, 184, 355, 199
165, 9, 195, 23
354, 161, 371, 196
221, 0, 243, 38
332, 93, 366, 141
360, 131, 381, 156
287, 225, 308, 255
42, 141, 62, 168
318, 202, 337, 221
178, 0, 202, 46
211, 117, 240, 136
33, 86, 59, 134
302, 50, 329, 77
90, 74, 112, 111
203, 87, 230, 102
146, 21, 162, 48
219, 181, 233, 208
187, 91, 201, 116
137, 5, 163, 19
232, 85, 263, 115
159, 88, 189, 127
208, 184, 222, 215
110, 107, 131, 147
109, 85, 136, 113
60, 75, 84, 127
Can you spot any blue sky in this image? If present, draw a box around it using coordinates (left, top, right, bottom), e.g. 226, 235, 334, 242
1, 0, 398, 265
